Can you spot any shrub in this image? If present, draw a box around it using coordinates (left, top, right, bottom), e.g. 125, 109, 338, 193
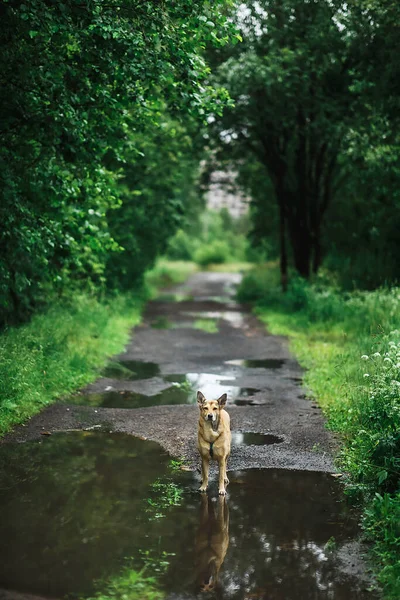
194, 241, 231, 266
166, 230, 198, 261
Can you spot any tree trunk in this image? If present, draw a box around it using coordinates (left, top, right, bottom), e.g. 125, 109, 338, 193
312, 225, 322, 273
288, 217, 312, 278
279, 199, 288, 292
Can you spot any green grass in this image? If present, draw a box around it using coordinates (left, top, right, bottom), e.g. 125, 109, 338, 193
206, 261, 254, 273
87, 561, 165, 600
238, 265, 400, 599
145, 259, 197, 295
0, 293, 144, 436
193, 318, 219, 333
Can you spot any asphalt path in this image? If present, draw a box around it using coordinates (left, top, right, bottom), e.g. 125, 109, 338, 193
4, 272, 339, 475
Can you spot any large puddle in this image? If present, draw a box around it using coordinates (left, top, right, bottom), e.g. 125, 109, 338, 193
0, 432, 372, 600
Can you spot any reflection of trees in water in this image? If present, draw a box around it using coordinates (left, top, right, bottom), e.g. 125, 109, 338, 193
162, 471, 364, 600
0, 442, 366, 600
0, 433, 171, 597
212, 472, 361, 600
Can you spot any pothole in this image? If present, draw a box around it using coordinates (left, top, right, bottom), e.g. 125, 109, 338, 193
102, 360, 160, 380
164, 373, 260, 404
66, 386, 191, 408
231, 432, 284, 446
226, 358, 286, 369
184, 310, 245, 328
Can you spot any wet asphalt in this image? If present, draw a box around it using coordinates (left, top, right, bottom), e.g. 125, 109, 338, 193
3, 272, 339, 475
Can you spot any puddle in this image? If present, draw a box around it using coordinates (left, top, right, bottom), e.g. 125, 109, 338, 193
0, 436, 373, 600
185, 310, 245, 328
165, 373, 259, 405
67, 385, 191, 408
155, 293, 193, 302
231, 431, 284, 445
102, 360, 160, 380
68, 381, 260, 408
0, 432, 171, 597
226, 358, 287, 369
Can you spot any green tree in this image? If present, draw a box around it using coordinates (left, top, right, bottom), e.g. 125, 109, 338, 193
209, 0, 355, 284
0, 0, 234, 324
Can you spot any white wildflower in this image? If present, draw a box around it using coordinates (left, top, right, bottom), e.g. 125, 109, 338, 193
363, 373, 370, 378
361, 355, 369, 360
372, 352, 381, 358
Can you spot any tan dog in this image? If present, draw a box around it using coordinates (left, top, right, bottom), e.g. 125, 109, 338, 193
197, 391, 231, 495
195, 494, 229, 592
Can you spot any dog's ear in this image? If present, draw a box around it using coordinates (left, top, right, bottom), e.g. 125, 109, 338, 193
217, 393, 227, 407
197, 391, 206, 406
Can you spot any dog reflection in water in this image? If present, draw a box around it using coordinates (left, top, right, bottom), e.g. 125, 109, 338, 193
195, 494, 229, 593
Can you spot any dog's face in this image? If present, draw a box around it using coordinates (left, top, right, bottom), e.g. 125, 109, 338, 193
197, 391, 227, 422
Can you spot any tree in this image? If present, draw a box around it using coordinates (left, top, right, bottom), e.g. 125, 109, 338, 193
209, 0, 355, 283
0, 0, 235, 324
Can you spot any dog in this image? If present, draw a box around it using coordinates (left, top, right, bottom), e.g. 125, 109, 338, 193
197, 391, 231, 495
195, 494, 229, 593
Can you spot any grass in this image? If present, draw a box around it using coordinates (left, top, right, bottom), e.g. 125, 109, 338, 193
0, 259, 197, 438
206, 261, 253, 273
87, 560, 166, 600
0, 293, 144, 437
194, 318, 219, 333
238, 265, 400, 599
145, 259, 197, 296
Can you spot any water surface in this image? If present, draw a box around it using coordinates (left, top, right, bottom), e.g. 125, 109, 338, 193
0, 433, 372, 600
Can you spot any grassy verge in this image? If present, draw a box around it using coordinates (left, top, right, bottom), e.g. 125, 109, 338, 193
238, 265, 400, 599
0, 259, 196, 438
0, 293, 144, 437
145, 259, 197, 295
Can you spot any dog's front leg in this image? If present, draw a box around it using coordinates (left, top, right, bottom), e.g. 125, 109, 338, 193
199, 456, 209, 492
218, 458, 227, 495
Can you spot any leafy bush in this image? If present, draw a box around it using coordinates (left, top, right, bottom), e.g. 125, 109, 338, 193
236, 263, 281, 303
363, 492, 400, 598
166, 209, 251, 266
194, 241, 231, 266
165, 230, 199, 261
342, 333, 400, 494
0, 1, 234, 326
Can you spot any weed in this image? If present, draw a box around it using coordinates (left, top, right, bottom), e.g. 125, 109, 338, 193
169, 459, 185, 471
87, 554, 170, 600
324, 536, 337, 552
146, 479, 183, 520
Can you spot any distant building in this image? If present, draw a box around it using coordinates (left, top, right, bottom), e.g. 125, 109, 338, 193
205, 171, 249, 218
